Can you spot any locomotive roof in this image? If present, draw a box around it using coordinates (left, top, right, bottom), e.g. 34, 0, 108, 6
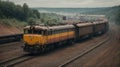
93, 20, 108, 24
77, 22, 93, 27
24, 24, 74, 30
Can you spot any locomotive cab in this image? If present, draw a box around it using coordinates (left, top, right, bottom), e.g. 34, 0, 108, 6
23, 25, 48, 53
24, 27, 45, 44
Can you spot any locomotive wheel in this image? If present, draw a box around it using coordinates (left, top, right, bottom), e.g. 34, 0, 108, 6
70, 39, 75, 45
41, 45, 46, 53
50, 44, 54, 50
71, 41, 75, 45
45, 45, 50, 52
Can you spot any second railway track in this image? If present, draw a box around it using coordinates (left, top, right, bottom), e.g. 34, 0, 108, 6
0, 34, 23, 44
0, 32, 111, 67
59, 31, 112, 67
0, 54, 34, 67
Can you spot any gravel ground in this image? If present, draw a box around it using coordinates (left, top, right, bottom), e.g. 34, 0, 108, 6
0, 41, 23, 53
0, 41, 25, 62
1, 23, 119, 67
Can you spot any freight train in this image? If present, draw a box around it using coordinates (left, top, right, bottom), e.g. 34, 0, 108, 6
0, 34, 22, 44
23, 19, 108, 54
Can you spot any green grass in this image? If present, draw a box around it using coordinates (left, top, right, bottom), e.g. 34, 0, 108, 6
0, 18, 27, 30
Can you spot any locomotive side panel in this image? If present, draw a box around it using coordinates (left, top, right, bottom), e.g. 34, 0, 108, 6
24, 34, 47, 45
46, 29, 75, 44
67, 29, 75, 39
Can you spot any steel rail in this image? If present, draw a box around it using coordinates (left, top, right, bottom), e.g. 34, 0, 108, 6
59, 31, 112, 67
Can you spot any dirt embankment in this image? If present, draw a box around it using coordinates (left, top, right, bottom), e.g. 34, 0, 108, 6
0, 23, 23, 37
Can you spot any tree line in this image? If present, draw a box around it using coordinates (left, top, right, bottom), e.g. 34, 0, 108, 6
0, 0, 40, 21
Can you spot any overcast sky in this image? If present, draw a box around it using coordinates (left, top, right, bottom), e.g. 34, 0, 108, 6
8, 0, 120, 8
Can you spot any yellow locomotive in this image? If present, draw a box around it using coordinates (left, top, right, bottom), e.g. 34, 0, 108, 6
23, 20, 108, 54
23, 24, 75, 53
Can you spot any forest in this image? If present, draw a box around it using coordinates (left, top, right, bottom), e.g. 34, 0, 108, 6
0, 0, 40, 21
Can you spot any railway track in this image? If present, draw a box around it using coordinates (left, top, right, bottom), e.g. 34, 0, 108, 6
59, 31, 112, 67
0, 32, 110, 67
0, 54, 34, 67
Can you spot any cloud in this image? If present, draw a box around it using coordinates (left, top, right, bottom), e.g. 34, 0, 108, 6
9, 0, 120, 8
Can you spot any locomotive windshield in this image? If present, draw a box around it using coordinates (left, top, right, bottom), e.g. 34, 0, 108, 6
24, 29, 42, 34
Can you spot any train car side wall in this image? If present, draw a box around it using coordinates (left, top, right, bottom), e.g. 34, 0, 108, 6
78, 25, 93, 37
94, 23, 106, 34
